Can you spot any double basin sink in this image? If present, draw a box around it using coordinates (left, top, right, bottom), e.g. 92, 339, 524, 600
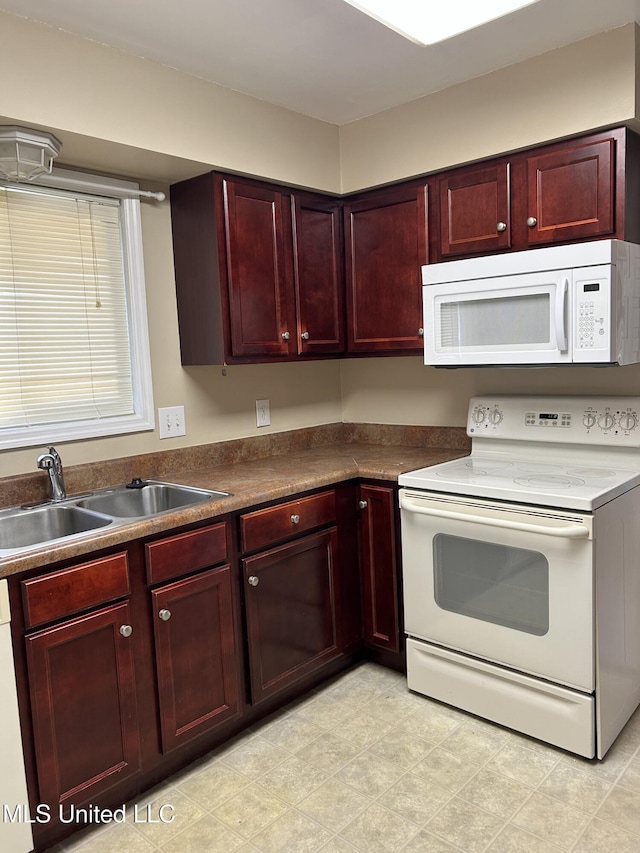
0, 481, 230, 558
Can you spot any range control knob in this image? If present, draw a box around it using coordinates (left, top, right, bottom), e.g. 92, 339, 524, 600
472, 407, 486, 424
489, 408, 503, 426
599, 412, 615, 431
583, 412, 597, 429
619, 412, 638, 431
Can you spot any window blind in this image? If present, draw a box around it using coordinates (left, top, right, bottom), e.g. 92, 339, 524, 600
0, 184, 135, 431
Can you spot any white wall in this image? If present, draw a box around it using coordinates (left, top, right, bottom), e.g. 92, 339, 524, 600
1, 13, 639, 478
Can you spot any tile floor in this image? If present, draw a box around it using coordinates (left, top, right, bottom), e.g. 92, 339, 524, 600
50, 662, 640, 853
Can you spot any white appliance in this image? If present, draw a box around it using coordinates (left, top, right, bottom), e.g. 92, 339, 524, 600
399, 396, 640, 758
0, 580, 33, 853
422, 239, 640, 366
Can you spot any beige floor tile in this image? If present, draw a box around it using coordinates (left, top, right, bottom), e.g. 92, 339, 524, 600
175, 760, 250, 810
538, 762, 612, 813
440, 719, 510, 765
572, 816, 640, 852
486, 823, 564, 852
339, 802, 420, 852
616, 754, 640, 794
368, 723, 434, 769
511, 791, 590, 850
426, 796, 505, 852
213, 784, 288, 839
559, 741, 634, 783
324, 673, 387, 705
293, 694, 356, 729
611, 706, 640, 755
333, 707, 392, 749
596, 784, 640, 836
219, 735, 290, 779
412, 745, 481, 792
132, 789, 206, 845
377, 771, 452, 825
400, 704, 463, 744
61, 822, 156, 853
249, 808, 332, 853
316, 838, 360, 853
401, 829, 461, 852
294, 731, 362, 774
485, 741, 560, 787
159, 813, 246, 852
334, 750, 404, 797
258, 755, 329, 804
297, 778, 371, 831
458, 767, 533, 819
258, 714, 324, 753
365, 688, 425, 725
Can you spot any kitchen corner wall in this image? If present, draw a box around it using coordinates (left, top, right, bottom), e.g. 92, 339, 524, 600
1, 14, 639, 477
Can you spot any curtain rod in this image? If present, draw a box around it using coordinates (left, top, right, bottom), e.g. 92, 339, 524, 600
32, 171, 165, 202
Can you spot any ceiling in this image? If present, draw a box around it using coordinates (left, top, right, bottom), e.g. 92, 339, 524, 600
1, 0, 640, 125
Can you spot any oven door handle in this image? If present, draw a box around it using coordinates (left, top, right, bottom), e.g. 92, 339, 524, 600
399, 496, 590, 538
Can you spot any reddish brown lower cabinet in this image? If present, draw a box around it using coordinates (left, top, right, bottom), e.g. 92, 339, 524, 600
25, 600, 140, 810
151, 565, 240, 752
358, 484, 400, 653
243, 528, 340, 703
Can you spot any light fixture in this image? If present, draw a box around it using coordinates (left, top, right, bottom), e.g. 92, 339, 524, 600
0, 126, 62, 182
343, 0, 540, 46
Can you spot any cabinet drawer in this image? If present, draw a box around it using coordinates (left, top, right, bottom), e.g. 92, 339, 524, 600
146, 522, 228, 585
22, 551, 130, 629
240, 490, 336, 552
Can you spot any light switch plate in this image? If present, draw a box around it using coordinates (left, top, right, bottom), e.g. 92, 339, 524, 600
158, 405, 186, 439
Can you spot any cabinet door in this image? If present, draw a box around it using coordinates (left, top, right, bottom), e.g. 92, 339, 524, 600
243, 528, 339, 703
222, 178, 294, 357
439, 163, 511, 258
25, 601, 140, 810
291, 193, 345, 355
152, 566, 240, 752
344, 183, 428, 353
358, 485, 400, 652
524, 137, 615, 245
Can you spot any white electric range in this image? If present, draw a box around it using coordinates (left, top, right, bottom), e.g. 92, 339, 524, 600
398, 396, 640, 758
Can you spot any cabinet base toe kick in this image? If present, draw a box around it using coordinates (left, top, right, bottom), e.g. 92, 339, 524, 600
406, 638, 595, 758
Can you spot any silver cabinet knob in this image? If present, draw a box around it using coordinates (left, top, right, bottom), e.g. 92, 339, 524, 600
290, 513, 300, 524
527, 216, 537, 227
248, 575, 259, 587
359, 500, 368, 509
158, 609, 171, 622
119, 624, 133, 638
301, 331, 310, 340
418, 328, 424, 337
496, 222, 507, 232
281, 331, 290, 340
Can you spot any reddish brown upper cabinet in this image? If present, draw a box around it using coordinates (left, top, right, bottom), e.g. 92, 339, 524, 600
170, 172, 345, 364
343, 181, 429, 353
438, 162, 512, 258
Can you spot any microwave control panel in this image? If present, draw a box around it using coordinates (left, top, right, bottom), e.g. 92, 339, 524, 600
574, 270, 611, 355
468, 396, 640, 446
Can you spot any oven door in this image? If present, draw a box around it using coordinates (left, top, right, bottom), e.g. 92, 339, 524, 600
423, 270, 571, 366
399, 490, 594, 692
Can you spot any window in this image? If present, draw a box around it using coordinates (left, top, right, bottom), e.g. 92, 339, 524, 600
0, 169, 154, 449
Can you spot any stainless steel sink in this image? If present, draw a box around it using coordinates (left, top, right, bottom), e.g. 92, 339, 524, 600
0, 504, 112, 553
76, 482, 229, 518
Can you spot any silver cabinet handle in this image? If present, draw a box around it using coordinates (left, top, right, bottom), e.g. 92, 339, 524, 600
301, 331, 310, 340
359, 500, 368, 509
527, 216, 537, 227
497, 221, 507, 232
248, 575, 259, 587
159, 609, 171, 622
281, 331, 290, 340
290, 513, 300, 524
418, 328, 424, 337
120, 624, 133, 638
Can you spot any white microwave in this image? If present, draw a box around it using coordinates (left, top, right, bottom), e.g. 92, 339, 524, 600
423, 239, 640, 367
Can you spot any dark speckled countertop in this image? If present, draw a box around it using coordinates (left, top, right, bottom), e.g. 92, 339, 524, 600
0, 423, 470, 579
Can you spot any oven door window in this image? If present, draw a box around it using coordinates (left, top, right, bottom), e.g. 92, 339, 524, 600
433, 534, 549, 636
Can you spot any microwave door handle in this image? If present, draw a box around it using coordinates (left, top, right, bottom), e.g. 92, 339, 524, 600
400, 496, 589, 538
555, 278, 568, 351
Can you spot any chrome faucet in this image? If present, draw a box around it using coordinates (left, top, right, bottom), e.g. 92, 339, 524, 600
37, 446, 67, 501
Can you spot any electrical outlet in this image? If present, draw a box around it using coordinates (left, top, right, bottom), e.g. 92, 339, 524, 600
158, 405, 186, 439
256, 399, 271, 428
